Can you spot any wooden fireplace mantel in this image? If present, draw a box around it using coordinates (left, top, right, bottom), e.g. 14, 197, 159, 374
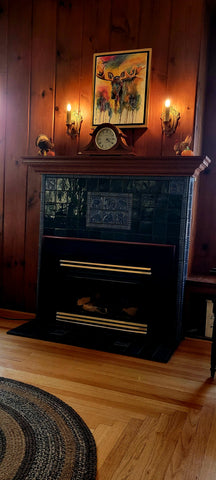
22, 155, 211, 177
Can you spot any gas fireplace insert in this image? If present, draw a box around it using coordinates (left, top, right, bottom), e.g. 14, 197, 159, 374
33, 236, 178, 361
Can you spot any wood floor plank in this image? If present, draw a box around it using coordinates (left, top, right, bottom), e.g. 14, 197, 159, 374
165, 406, 214, 480
97, 418, 146, 479
0, 315, 216, 479
199, 407, 216, 480
107, 412, 187, 480
93, 422, 128, 469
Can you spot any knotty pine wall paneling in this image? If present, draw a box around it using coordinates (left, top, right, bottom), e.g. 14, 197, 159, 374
24, 0, 57, 311
108, 0, 141, 150
3, 0, 32, 309
0, 0, 206, 312
55, 0, 84, 156
79, 0, 112, 152
163, 0, 205, 157
0, 1, 8, 301
186, 11, 209, 275
192, 7, 216, 274
135, 0, 172, 156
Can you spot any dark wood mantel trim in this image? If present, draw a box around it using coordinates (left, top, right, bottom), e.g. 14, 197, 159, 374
22, 155, 211, 177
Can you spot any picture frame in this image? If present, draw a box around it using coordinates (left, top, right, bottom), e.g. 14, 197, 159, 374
92, 48, 152, 128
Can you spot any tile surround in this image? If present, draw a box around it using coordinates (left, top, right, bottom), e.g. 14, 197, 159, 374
40, 173, 194, 341
42, 175, 191, 248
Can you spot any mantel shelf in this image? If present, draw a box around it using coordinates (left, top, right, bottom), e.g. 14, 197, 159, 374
22, 155, 211, 177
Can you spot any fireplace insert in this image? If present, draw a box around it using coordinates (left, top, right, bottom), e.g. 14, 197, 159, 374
35, 236, 177, 360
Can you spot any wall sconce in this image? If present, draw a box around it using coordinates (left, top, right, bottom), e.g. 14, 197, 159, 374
66, 104, 83, 137
161, 99, 180, 136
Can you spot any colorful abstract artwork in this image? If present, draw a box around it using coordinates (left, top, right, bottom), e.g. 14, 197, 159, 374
92, 49, 152, 128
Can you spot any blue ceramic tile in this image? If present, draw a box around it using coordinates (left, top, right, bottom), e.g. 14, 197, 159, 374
41, 173, 195, 329
45, 177, 56, 190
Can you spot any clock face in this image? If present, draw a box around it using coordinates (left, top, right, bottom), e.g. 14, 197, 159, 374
95, 127, 117, 150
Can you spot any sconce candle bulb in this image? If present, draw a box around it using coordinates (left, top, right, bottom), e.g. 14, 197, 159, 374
66, 104, 72, 124
165, 99, 170, 122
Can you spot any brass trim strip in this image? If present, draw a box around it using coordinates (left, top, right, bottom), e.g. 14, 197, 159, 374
57, 317, 147, 332
60, 260, 152, 275
56, 317, 147, 334
56, 313, 147, 335
60, 259, 151, 271
57, 311, 147, 328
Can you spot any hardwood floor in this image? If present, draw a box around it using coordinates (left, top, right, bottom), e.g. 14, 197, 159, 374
1, 310, 216, 479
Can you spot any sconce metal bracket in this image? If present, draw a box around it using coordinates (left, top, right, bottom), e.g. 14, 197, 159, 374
66, 112, 83, 138
161, 106, 180, 136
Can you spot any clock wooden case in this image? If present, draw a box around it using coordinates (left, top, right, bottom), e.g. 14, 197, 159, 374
82, 123, 134, 155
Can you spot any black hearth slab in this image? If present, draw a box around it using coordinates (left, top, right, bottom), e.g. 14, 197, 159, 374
7, 320, 176, 363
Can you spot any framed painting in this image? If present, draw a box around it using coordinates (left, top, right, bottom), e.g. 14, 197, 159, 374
92, 48, 152, 128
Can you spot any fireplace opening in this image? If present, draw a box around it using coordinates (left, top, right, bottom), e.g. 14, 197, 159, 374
56, 259, 151, 334
36, 236, 177, 360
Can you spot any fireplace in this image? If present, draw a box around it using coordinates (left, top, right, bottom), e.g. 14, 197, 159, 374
21, 155, 210, 361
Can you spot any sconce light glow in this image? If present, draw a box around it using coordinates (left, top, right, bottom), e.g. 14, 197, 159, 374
66, 103, 71, 125
165, 99, 171, 122
66, 104, 72, 124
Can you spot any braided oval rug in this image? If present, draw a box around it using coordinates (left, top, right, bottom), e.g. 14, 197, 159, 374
0, 377, 97, 480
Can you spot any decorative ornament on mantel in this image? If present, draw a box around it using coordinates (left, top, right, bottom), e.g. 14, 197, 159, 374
35, 134, 55, 156
82, 123, 135, 156
174, 135, 194, 156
